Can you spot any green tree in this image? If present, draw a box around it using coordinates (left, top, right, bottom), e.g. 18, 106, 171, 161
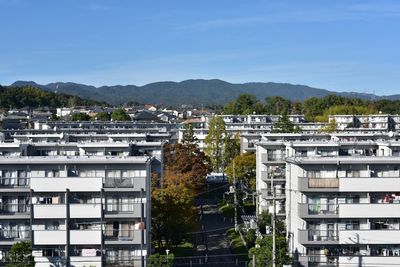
234, 94, 258, 114
257, 211, 286, 235
223, 94, 263, 115
264, 96, 290, 115
181, 123, 198, 144
6, 241, 34, 267
272, 114, 301, 133
96, 111, 111, 121
302, 97, 323, 121
248, 235, 291, 267
71, 112, 91, 121
319, 119, 337, 133
148, 253, 175, 267
111, 108, 131, 121
204, 116, 226, 172
223, 133, 240, 169
226, 153, 256, 190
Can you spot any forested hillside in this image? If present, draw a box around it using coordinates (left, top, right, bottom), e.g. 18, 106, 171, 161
11, 79, 383, 106
0, 85, 104, 109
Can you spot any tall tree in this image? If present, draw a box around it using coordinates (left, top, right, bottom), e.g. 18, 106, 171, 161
152, 183, 197, 248
163, 143, 211, 193
234, 94, 258, 114
225, 153, 256, 190
264, 96, 291, 115
272, 114, 301, 133
223, 133, 241, 170
152, 143, 211, 249
204, 116, 226, 172
181, 123, 198, 144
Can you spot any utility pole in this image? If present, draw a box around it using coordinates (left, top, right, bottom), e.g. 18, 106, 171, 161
272, 185, 276, 267
234, 159, 238, 232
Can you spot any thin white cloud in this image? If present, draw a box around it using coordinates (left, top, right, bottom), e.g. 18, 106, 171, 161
177, 1, 400, 32
86, 3, 110, 11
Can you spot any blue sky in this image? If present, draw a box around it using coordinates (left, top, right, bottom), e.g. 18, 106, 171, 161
0, 0, 400, 95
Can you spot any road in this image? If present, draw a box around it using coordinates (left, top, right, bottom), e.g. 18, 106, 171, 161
192, 183, 248, 267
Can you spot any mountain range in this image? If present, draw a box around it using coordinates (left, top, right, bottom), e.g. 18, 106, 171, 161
9, 79, 399, 106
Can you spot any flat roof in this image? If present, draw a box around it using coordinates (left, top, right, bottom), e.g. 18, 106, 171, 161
0, 156, 150, 164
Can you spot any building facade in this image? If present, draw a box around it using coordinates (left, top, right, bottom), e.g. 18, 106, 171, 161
0, 139, 158, 267
256, 132, 400, 266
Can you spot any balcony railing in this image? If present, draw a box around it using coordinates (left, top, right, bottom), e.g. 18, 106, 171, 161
307, 230, 338, 241
104, 177, 144, 188
307, 204, 338, 215
308, 178, 339, 188
103, 229, 144, 243
104, 203, 142, 214
0, 203, 30, 214
0, 177, 30, 188
0, 229, 31, 241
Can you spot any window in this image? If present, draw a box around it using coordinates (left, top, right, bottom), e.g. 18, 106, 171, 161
45, 221, 60, 230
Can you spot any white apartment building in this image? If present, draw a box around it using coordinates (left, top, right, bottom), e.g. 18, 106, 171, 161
329, 114, 400, 132
0, 139, 158, 267
256, 131, 400, 267
179, 115, 327, 150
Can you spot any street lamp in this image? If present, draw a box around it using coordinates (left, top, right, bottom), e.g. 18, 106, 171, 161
165, 249, 170, 265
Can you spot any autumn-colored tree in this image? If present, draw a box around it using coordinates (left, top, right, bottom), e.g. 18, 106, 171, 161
151, 183, 198, 248
163, 143, 211, 193
226, 153, 256, 190
152, 142, 211, 250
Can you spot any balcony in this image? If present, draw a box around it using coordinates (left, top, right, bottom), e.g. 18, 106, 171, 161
298, 203, 338, 219
31, 177, 102, 192
34, 257, 67, 267
104, 229, 145, 245
261, 171, 285, 183
298, 229, 338, 245
0, 203, 30, 219
70, 230, 102, 245
70, 203, 102, 219
33, 230, 66, 245
104, 177, 146, 190
104, 203, 143, 218
0, 229, 30, 245
339, 177, 400, 192
339, 256, 400, 266
33, 204, 66, 219
261, 188, 285, 199
70, 256, 102, 267
339, 230, 400, 245
298, 178, 339, 192
339, 203, 400, 218
0, 177, 30, 191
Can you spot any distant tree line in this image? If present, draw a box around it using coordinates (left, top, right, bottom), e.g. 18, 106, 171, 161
223, 94, 400, 122
0, 85, 104, 110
